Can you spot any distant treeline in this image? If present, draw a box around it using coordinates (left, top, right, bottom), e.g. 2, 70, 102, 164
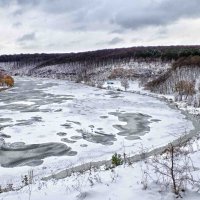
1, 46, 200, 66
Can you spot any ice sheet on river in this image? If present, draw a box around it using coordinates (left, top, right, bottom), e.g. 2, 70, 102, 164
0, 77, 194, 172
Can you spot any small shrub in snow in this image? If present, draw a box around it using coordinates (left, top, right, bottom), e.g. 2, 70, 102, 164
0, 183, 14, 193
111, 153, 123, 166
21, 170, 34, 186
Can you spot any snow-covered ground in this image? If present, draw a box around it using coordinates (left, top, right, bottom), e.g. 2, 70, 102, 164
0, 77, 199, 199
2, 137, 200, 200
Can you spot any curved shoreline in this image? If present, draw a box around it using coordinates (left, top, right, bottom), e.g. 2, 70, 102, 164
2, 76, 199, 180
43, 85, 200, 181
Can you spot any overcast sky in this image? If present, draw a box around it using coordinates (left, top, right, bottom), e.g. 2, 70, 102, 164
0, 0, 200, 54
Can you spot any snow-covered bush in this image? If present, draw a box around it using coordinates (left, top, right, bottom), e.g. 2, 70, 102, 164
120, 79, 129, 91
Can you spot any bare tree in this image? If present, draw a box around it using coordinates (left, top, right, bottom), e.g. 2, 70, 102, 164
121, 79, 129, 91
175, 80, 195, 100
146, 143, 200, 198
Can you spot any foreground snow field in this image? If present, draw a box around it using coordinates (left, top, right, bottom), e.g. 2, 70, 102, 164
2, 139, 200, 200
0, 77, 198, 199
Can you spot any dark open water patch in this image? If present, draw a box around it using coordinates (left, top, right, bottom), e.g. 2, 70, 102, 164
0, 80, 74, 113
0, 118, 13, 123
0, 142, 77, 168
109, 112, 151, 140
57, 132, 67, 136
76, 129, 116, 145
0, 133, 11, 138
61, 138, 77, 143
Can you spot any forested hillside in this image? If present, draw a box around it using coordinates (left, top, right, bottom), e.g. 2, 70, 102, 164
0, 46, 200, 84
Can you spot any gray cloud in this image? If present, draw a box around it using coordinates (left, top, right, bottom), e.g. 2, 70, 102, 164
17, 33, 36, 42
108, 37, 124, 45
9, 0, 94, 14
13, 22, 22, 27
16, 0, 40, 6
0, 0, 9, 6
113, 0, 200, 30
1, 0, 200, 53
131, 37, 141, 43
96, 37, 124, 46
7, 0, 200, 31
36, 1, 200, 29
12, 9, 23, 16
41, 0, 93, 14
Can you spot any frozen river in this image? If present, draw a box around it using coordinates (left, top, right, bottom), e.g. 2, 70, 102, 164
0, 77, 194, 174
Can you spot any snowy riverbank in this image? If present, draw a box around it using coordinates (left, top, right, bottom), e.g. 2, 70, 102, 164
0, 77, 200, 200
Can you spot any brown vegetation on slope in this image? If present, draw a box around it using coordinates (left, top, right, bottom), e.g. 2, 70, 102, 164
108, 68, 135, 79
0, 71, 14, 87
172, 55, 200, 70
145, 56, 200, 91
